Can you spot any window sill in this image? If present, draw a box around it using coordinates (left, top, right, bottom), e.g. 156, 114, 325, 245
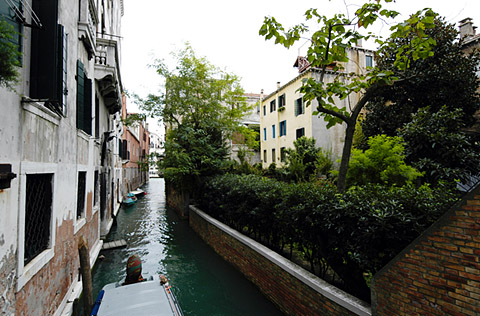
17, 248, 54, 291
74, 217, 87, 234
22, 100, 61, 126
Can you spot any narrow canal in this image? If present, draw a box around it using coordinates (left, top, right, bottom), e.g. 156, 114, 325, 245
91, 178, 283, 316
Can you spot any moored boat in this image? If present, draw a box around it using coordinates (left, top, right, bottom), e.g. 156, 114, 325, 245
90, 274, 183, 316
130, 189, 145, 197
122, 193, 137, 206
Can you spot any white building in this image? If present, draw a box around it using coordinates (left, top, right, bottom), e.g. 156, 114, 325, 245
0, 0, 124, 315
149, 132, 164, 178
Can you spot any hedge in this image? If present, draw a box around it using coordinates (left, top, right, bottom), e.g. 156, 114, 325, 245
196, 174, 457, 301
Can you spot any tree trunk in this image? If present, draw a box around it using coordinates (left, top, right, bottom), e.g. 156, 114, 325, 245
337, 121, 356, 192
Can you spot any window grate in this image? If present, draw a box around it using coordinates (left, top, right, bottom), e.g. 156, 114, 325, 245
77, 171, 86, 218
25, 174, 52, 265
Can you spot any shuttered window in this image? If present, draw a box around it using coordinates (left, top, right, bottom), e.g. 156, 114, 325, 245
30, 0, 66, 114
77, 60, 92, 134
0, 0, 22, 49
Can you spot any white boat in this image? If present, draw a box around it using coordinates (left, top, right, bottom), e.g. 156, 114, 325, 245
130, 189, 145, 197
90, 274, 183, 316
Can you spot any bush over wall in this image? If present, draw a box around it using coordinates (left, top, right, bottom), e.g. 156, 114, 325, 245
196, 174, 457, 301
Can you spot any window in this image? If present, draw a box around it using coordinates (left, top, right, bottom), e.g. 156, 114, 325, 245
95, 94, 100, 138
272, 148, 276, 163
76, 60, 92, 134
263, 105, 266, 116
30, 0, 67, 114
366, 55, 373, 68
280, 120, 287, 137
263, 150, 267, 163
94, 171, 99, 206
0, 0, 22, 49
77, 171, 87, 218
278, 94, 286, 109
24, 174, 53, 265
263, 128, 267, 141
272, 125, 275, 139
280, 147, 286, 162
270, 99, 276, 112
295, 97, 304, 116
296, 127, 305, 139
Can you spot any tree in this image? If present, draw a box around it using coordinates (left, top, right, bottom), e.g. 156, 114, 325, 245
399, 106, 480, 184
361, 17, 480, 184
138, 45, 253, 192
0, 20, 21, 89
260, 0, 437, 191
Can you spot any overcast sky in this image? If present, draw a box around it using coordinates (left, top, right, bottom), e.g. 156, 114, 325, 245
120, 0, 480, 130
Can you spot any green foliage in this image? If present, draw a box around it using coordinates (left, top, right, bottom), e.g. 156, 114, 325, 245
0, 20, 21, 89
284, 137, 333, 182
197, 174, 457, 300
122, 113, 146, 127
363, 17, 480, 136
137, 44, 251, 192
347, 135, 423, 187
361, 17, 480, 186
260, 0, 438, 191
399, 106, 480, 184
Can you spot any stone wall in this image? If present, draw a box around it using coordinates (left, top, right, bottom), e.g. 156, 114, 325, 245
166, 186, 190, 218
189, 206, 371, 316
372, 186, 480, 316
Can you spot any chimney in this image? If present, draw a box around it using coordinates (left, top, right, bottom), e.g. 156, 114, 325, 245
276, 82, 281, 89
459, 18, 476, 39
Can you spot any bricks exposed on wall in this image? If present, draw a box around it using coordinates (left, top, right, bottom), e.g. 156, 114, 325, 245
372, 188, 480, 316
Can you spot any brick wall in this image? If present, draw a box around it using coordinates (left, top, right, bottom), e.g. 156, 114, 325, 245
371, 186, 480, 316
189, 206, 371, 316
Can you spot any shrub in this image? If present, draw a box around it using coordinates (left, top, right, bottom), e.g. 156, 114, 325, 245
347, 134, 423, 187
196, 174, 457, 301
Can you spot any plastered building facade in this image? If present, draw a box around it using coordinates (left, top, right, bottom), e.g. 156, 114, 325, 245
260, 47, 374, 168
0, 0, 124, 315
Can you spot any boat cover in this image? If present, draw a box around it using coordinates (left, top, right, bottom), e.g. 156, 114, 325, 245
95, 274, 182, 316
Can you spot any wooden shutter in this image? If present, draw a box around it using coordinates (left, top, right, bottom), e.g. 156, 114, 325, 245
30, 0, 59, 100
57, 24, 67, 113
0, 0, 22, 48
77, 60, 85, 130
84, 77, 92, 135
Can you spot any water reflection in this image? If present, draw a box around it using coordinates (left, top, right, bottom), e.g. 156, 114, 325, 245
92, 178, 282, 316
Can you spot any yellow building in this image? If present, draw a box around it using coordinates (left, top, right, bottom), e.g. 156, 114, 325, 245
260, 47, 374, 168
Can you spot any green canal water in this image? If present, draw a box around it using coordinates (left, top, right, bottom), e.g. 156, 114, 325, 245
91, 178, 283, 316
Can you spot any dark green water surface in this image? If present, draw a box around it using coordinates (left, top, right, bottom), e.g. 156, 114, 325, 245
92, 178, 283, 316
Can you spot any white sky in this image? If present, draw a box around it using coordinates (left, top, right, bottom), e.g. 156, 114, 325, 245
120, 0, 480, 131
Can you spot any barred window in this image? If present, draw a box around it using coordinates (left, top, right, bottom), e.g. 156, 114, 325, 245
25, 174, 53, 265
77, 171, 86, 218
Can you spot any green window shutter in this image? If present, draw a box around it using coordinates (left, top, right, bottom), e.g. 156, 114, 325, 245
57, 24, 67, 114
0, 0, 22, 47
77, 60, 85, 131
30, 0, 59, 100
84, 77, 92, 135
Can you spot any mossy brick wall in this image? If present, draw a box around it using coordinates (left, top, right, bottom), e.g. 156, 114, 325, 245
372, 186, 480, 316
189, 206, 371, 316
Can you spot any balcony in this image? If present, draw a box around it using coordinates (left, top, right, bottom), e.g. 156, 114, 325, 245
95, 38, 122, 114
78, 0, 98, 59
